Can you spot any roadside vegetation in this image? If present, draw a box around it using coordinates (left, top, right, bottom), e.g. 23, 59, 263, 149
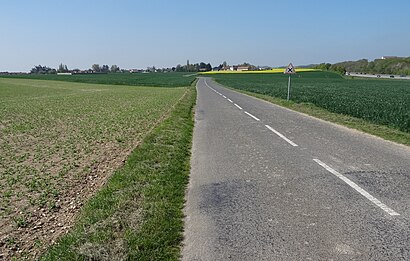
41, 85, 195, 260
0, 77, 194, 260
205, 71, 410, 145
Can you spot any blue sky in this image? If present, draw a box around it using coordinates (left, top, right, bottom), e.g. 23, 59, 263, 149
1, 0, 409, 71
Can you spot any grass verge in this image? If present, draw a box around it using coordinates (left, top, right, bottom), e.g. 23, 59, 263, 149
40, 86, 196, 260
222, 86, 410, 146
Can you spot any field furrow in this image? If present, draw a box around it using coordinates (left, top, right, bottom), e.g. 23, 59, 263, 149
0, 78, 187, 259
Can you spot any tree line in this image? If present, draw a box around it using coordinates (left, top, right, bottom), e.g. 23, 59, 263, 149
312, 63, 346, 75
313, 57, 410, 75
30, 64, 122, 74
29, 61, 215, 74
29, 60, 262, 74
174, 61, 212, 72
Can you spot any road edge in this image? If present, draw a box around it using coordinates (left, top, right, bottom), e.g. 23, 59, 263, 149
207, 78, 410, 148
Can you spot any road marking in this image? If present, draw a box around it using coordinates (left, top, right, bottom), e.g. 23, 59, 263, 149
265, 125, 298, 147
204, 80, 223, 97
204, 79, 210, 88
234, 103, 243, 110
222, 95, 227, 98
244, 111, 260, 121
204, 79, 218, 93
227, 98, 233, 103
313, 159, 400, 216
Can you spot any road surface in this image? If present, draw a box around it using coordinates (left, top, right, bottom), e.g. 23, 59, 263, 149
347, 73, 410, 80
183, 77, 410, 260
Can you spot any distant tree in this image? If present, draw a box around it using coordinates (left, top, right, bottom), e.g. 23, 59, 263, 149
199, 62, 206, 70
30, 66, 40, 74
313, 63, 327, 71
330, 65, 346, 75
91, 64, 101, 72
57, 63, 69, 73
30, 65, 56, 74
222, 61, 227, 68
314, 63, 331, 71
101, 65, 109, 73
174, 61, 213, 72
367, 61, 375, 73
110, 65, 119, 73
313, 62, 346, 75
146, 66, 156, 72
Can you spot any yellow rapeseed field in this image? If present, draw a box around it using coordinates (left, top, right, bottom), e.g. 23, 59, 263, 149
200, 68, 319, 74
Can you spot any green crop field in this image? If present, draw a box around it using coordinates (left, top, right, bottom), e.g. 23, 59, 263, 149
0, 72, 197, 88
206, 71, 410, 133
0, 77, 191, 259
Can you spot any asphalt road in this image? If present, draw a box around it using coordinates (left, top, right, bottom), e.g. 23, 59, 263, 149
347, 73, 410, 80
182, 77, 410, 261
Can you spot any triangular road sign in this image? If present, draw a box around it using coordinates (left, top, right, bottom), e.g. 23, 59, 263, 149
284, 63, 296, 74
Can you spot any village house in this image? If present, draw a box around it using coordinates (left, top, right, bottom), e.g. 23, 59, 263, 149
236, 66, 249, 71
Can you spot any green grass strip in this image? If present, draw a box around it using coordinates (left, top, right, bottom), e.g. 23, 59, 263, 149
224, 87, 410, 146
41, 86, 196, 260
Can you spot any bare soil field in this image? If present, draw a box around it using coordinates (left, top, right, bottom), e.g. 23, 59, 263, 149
0, 78, 187, 259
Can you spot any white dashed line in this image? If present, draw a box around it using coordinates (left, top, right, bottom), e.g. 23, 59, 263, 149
265, 125, 298, 147
204, 78, 398, 217
313, 159, 400, 216
204, 79, 211, 88
244, 111, 260, 121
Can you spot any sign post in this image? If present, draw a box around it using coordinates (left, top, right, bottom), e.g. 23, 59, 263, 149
284, 63, 296, 101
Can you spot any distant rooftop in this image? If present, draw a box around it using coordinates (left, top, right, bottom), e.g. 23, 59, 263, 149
381, 56, 400, 60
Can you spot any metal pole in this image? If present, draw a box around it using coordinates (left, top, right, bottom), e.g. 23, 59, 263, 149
287, 74, 291, 100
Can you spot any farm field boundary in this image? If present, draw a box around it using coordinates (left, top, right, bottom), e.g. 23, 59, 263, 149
206, 73, 410, 146
0, 78, 193, 260
0, 72, 197, 88
40, 86, 196, 260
